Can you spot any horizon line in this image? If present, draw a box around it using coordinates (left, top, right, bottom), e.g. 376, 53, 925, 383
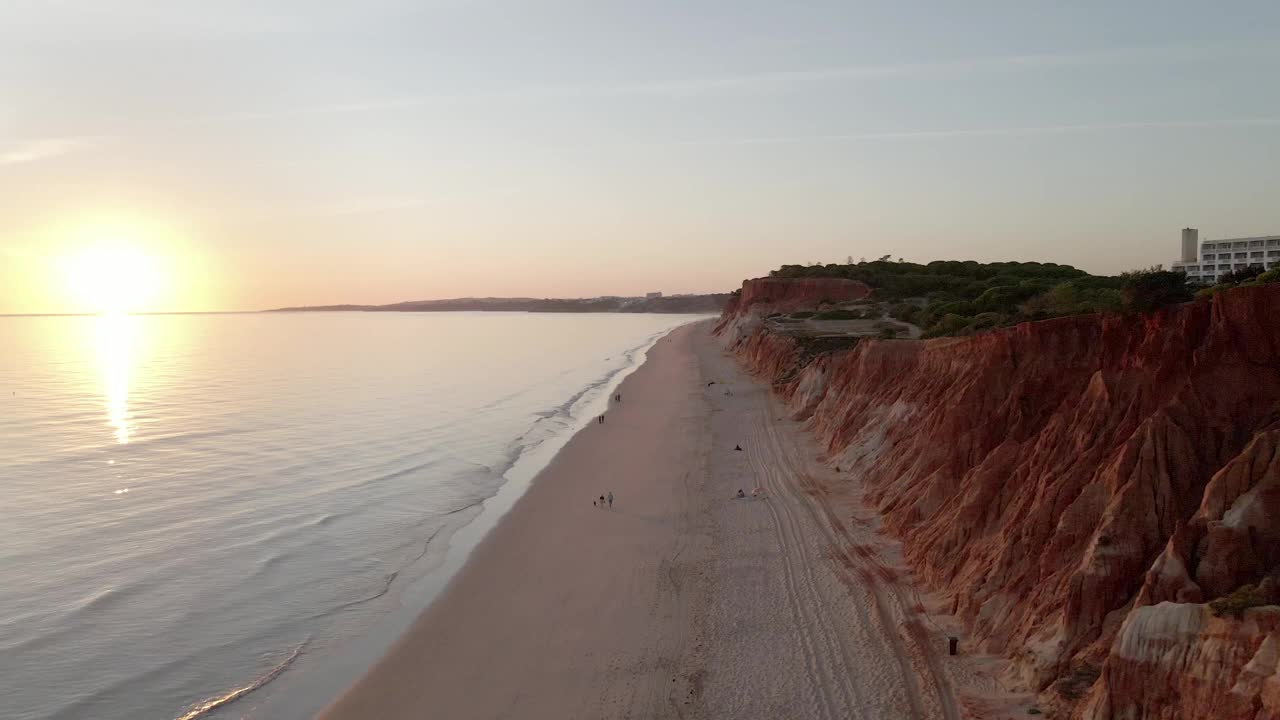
0, 291, 733, 317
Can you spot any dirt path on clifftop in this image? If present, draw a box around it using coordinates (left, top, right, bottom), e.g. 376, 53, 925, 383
693, 326, 962, 720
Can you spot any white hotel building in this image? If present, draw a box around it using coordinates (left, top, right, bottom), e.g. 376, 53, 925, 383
1171, 228, 1280, 284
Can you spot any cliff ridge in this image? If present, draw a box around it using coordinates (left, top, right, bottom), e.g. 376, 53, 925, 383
719, 280, 1280, 719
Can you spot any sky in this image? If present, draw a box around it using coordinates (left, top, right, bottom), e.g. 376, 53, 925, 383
2, 0, 1279, 313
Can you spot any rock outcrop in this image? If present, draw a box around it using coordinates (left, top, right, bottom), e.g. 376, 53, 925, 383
718, 279, 1280, 719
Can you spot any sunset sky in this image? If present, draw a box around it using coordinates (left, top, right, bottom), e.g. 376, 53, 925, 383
3, 1, 1279, 313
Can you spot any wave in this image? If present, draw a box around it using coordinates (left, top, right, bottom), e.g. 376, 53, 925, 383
172, 637, 310, 720
282, 325, 673, 633
183, 323, 679, 718
405, 526, 446, 565
309, 510, 348, 527
326, 572, 399, 615
503, 328, 667, 465
312, 526, 446, 621
8, 580, 156, 651
74, 581, 148, 616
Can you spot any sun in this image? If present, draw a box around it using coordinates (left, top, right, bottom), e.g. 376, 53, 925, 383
64, 241, 165, 314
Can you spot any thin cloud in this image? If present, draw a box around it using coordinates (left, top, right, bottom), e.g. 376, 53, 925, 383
229, 43, 1278, 120
316, 195, 432, 216
652, 119, 1280, 148
247, 195, 438, 221
2, 2, 307, 35
0, 137, 99, 165
605, 45, 1218, 96
223, 98, 433, 122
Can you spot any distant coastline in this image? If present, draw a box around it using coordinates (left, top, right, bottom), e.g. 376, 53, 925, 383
265, 294, 730, 314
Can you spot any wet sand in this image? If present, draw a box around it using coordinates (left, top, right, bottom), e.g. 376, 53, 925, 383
321, 321, 1014, 720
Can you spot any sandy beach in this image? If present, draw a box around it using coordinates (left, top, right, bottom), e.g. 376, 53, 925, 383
322, 320, 1006, 720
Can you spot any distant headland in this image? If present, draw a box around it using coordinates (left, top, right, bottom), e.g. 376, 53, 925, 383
266, 294, 730, 314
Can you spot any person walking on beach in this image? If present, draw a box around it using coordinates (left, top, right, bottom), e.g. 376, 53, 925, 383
607, 491, 614, 509
599, 494, 606, 507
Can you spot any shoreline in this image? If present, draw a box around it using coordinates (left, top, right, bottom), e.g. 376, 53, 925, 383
321, 320, 1017, 719
225, 320, 699, 720
321, 321, 714, 719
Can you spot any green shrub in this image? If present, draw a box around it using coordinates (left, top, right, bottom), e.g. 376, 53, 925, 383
1258, 268, 1280, 284
1194, 284, 1228, 301
769, 259, 1130, 337
1209, 584, 1271, 619
890, 302, 918, 323
769, 260, 1088, 303
1220, 266, 1266, 285
790, 311, 815, 319
814, 309, 860, 320
968, 312, 1004, 331
1021, 279, 1122, 318
975, 285, 1039, 311
934, 313, 971, 335
878, 327, 897, 339
1119, 269, 1193, 314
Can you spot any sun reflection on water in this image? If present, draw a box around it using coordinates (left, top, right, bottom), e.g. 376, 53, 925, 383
94, 313, 142, 444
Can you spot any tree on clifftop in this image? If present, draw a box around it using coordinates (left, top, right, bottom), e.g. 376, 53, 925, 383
1219, 266, 1266, 285
1119, 269, 1193, 314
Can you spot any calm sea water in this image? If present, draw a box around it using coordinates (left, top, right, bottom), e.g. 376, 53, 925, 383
0, 311, 699, 720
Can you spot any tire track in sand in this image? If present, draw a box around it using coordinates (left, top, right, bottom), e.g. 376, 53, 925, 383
742, 414, 852, 720
757, 406, 962, 720
750, 415, 924, 719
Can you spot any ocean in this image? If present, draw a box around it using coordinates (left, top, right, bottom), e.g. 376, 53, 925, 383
0, 311, 701, 720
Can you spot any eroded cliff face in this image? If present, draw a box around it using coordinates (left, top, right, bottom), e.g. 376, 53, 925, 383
1081, 603, 1280, 720
718, 282, 1280, 719
716, 276, 872, 340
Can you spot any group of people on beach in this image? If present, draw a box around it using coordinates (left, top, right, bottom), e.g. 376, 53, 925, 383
590, 396, 626, 507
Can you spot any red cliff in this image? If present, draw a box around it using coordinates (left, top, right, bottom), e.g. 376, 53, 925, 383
719, 283, 1280, 719
716, 276, 872, 338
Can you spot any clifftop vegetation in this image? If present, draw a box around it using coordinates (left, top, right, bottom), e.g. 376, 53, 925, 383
767, 260, 1208, 338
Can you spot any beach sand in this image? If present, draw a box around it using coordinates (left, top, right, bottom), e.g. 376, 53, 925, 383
321, 321, 1018, 720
